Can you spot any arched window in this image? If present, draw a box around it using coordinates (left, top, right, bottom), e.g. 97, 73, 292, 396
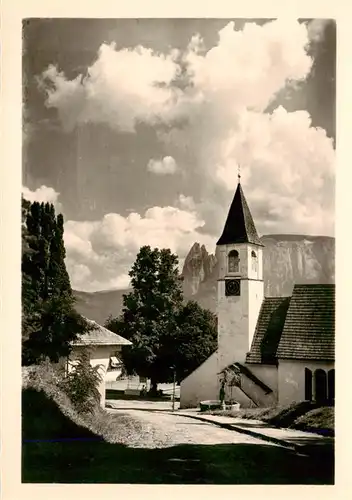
251, 250, 258, 272
228, 250, 240, 273
305, 368, 313, 401
328, 369, 335, 405
314, 369, 328, 404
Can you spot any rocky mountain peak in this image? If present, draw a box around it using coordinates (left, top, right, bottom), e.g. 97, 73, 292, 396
181, 242, 217, 296
74, 234, 335, 324
181, 234, 335, 306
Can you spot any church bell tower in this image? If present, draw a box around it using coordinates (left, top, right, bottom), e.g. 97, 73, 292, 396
216, 177, 264, 371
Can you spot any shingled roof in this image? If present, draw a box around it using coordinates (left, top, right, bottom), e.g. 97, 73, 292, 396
245, 284, 335, 364
217, 182, 263, 246
246, 297, 291, 365
73, 318, 132, 347
276, 284, 335, 361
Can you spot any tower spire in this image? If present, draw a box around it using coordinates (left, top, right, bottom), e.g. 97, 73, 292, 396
217, 182, 263, 246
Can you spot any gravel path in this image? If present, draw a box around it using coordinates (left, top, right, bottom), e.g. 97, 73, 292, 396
107, 406, 278, 449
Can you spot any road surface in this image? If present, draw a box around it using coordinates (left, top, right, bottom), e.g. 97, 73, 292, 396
107, 404, 275, 448
104, 402, 334, 484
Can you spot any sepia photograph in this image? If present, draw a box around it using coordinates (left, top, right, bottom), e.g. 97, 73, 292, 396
21, 17, 335, 485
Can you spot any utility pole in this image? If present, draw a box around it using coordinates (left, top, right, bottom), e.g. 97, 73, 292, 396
172, 368, 176, 411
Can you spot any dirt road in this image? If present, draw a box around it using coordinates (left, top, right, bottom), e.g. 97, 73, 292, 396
107, 405, 275, 448
103, 401, 334, 484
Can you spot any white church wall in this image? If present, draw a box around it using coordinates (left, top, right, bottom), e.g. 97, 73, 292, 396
278, 359, 334, 406
180, 351, 218, 409
216, 242, 264, 372
242, 363, 278, 406
246, 363, 278, 393
224, 384, 257, 408
217, 279, 249, 369
217, 278, 264, 370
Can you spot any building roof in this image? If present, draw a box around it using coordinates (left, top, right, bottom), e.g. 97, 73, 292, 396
73, 318, 132, 347
246, 284, 335, 364
217, 182, 263, 246
246, 297, 291, 365
276, 284, 335, 361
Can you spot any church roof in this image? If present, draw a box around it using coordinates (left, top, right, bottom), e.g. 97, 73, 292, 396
246, 284, 335, 364
276, 284, 335, 361
217, 182, 263, 246
246, 297, 291, 365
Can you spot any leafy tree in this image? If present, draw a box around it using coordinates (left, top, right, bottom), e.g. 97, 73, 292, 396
106, 246, 217, 392
106, 246, 183, 393
22, 198, 90, 365
173, 300, 217, 383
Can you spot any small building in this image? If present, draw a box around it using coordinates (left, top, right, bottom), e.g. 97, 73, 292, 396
68, 318, 131, 407
180, 179, 335, 409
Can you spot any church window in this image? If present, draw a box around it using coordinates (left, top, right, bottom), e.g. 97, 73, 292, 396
228, 250, 240, 273
328, 369, 335, 404
314, 369, 328, 404
304, 368, 313, 401
251, 250, 258, 272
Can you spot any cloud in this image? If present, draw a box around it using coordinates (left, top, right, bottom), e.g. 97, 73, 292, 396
158, 19, 334, 237
38, 44, 182, 133
38, 19, 313, 133
306, 19, 331, 43
22, 185, 61, 207
212, 106, 335, 235
36, 19, 335, 289
64, 205, 215, 291
147, 156, 178, 175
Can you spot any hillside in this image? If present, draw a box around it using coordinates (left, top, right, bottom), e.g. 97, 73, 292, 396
74, 289, 127, 326
73, 234, 335, 325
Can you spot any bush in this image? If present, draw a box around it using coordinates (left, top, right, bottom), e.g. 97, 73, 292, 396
58, 349, 103, 414
266, 401, 317, 428
293, 407, 334, 434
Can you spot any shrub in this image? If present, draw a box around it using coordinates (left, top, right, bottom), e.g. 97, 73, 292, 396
58, 349, 103, 415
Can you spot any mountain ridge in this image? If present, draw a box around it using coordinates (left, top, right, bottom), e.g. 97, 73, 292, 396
73, 233, 335, 325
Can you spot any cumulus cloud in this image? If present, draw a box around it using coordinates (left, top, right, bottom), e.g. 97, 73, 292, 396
22, 185, 62, 213
38, 44, 183, 133
37, 19, 335, 289
64, 206, 215, 291
38, 19, 313, 133
147, 156, 178, 175
212, 106, 335, 234
158, 19, 334, 236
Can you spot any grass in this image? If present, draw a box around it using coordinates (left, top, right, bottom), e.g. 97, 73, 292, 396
22, 362, 149, 444
294, 407, 334, 433
206, 401, 334, 436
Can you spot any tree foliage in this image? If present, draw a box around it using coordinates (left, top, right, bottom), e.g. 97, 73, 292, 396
58, 349, 103, 414
105, 245, 217, 391
173, 300, 217, 383
22, 197, 90, 365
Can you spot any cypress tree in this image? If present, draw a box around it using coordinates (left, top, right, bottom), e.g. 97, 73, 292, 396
22, 198, 90, 365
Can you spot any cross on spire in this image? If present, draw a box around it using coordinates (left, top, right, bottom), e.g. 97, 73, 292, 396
238, 164, 241, 183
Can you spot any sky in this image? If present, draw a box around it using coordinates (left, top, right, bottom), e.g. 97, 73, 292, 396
22, 18, 336, 292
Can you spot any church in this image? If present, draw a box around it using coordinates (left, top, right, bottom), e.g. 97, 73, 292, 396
180, 179, 335, 409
